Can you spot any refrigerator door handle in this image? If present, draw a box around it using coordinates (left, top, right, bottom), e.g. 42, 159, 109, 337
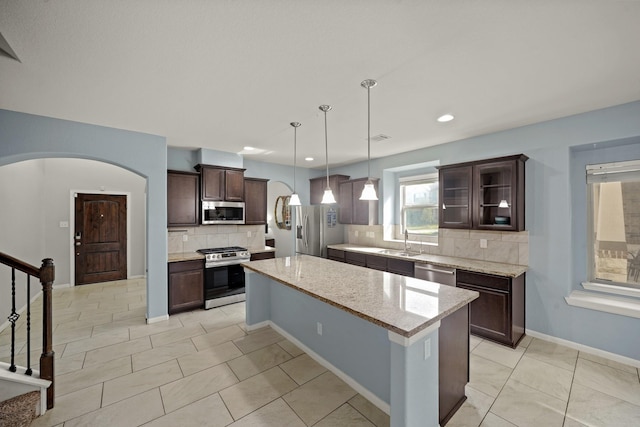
304, 214, 309, 248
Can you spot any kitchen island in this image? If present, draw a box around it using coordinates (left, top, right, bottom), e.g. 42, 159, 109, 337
242, 255, 478, 427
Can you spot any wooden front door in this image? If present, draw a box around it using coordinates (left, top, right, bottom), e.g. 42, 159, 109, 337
74, 193, 127, 285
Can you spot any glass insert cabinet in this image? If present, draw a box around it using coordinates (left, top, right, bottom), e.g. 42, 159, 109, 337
438, 154, 528, 231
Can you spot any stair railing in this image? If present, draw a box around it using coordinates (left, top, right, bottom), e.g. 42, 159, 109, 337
0, 253, 55, 409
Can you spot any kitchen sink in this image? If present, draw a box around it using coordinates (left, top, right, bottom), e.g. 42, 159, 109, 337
377, 249, 421, 257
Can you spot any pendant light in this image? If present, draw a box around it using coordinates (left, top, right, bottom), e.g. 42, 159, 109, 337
319, 105, 337, 204
289, 122, 302, 206
359, 79, 378, 200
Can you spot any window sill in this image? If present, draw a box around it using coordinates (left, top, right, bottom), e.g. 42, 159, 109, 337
581, 281, 640, 298
565, 289, 640, 319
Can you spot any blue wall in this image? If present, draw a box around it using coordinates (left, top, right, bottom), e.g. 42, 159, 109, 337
0, 109, 169, 320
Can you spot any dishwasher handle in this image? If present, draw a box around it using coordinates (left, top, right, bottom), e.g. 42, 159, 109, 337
414, 264, 455, 275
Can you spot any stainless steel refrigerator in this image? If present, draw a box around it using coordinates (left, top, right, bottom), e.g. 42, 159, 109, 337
295, 205, 345, 258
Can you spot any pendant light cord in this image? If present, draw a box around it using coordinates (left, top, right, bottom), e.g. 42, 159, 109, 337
293, 126, 297, 193
367, 85, 371, 180
324, 110, 329, 188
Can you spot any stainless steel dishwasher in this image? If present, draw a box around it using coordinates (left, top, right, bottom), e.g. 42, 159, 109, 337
414, 263, 456, 286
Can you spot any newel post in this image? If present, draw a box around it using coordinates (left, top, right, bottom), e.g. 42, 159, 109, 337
39, 258, 55, 409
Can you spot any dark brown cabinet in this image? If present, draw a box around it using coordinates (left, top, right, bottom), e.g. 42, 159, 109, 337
195, 164, 245, 202
167, 170, 200, 227
456, 269, 525, 348
438, 154, 527, 231
439, 165, 472, 229
345, 251, 366, 266
327, 248, 345, 262
250, 251, 275, 261
244, 178, 269, 225
387, 258, 414, 277
365, 254, 387, 271
310, 174, 350, 205
338, 178, 379, 225
168, 259, 204, 314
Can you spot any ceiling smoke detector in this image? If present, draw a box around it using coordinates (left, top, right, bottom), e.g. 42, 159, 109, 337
371, 134, 391, 142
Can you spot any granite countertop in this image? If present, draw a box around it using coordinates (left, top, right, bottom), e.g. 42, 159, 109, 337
243, 255, 479, 338
328, 243, 527, 278
168, 252, 205, 262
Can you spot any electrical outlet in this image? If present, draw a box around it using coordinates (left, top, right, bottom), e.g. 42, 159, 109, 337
59, 221, 69, 228
355, 231, 359, 237
424, 338, 431, 360
247, 231, 252, 237
480, 239, 487, 249
317, 322, 323, 336
182, 234, 188, 242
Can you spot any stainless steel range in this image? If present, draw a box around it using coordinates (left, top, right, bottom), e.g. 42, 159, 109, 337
197, 246, 251, 309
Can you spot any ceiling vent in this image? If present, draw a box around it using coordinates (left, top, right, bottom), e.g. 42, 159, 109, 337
371, 134, 391, 142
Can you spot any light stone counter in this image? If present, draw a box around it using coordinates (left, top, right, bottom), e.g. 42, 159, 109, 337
242, 254, 478, 338
248, 246, 276, 254
167, 252, 204, 262
329, 243, 527, 278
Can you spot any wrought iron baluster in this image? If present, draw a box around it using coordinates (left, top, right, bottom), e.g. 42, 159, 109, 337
8, 267, 20, 373
26, 274, 32, 376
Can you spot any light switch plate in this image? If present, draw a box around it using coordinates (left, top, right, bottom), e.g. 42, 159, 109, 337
480, 239, 487, 249
59, 221, 69, 228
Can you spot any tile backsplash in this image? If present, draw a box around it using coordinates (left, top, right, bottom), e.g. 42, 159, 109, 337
168, 224, 265, 253
346, 224, 528, 266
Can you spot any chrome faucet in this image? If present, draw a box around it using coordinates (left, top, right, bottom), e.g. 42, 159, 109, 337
404, 229, 410, 252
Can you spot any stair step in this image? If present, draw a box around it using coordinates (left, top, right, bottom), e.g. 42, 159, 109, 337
0, 390, 40, 427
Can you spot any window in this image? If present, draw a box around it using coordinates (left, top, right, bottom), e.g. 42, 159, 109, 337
399, 174, 439, 239
587, 160, 640, 288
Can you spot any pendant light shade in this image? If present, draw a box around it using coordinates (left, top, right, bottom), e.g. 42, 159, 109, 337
498, 199, 509, 208
319, 105, 337, 204
360, 79, 378, 201
289, 122, 302, 206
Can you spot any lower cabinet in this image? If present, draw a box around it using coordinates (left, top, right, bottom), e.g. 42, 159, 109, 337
345, 251, 366, 267
327, 248, 345, 262
168, 260, 204, 314
456, 270, 525, 348
365, 254, 387, 271
250, 251, 275, 261
439, 305, 470, 426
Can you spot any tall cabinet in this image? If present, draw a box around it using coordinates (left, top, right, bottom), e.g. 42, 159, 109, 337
438, 154, 527, 231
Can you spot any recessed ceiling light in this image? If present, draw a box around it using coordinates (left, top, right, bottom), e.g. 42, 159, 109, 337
437, 114, 454, 123
243, 146, 255, 151
305, 157, 314, 162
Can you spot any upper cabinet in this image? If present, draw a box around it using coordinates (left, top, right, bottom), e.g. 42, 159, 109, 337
167, 170, 200, 227
438, 154, 528, 231
195, 164, 245, 202
244, 177, 269, 225
439, 165, 473, 229
309, 174, 350, 205
338, 178, 379, 225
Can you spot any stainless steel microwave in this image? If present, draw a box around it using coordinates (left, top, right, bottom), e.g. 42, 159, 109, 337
202, 201, 245, 225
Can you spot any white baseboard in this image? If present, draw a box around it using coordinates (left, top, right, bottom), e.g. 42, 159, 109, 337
526, 329, 640, 368
146, 314, 169, 324
263, 320, 391, 415
53, 283, 72, 289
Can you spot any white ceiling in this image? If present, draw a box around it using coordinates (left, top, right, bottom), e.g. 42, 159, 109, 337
1, 1, 639, 169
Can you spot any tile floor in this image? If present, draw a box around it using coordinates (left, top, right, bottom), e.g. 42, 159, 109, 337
0, 278, 638, 426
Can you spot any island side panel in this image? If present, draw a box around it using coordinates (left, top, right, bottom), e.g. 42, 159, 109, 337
389, 330, 440, 427
268, 276, 392, 406
245, 270, 271, 327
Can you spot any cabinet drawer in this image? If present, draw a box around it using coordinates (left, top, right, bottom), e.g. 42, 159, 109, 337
327, 248, 345, 262
168, 259, 204, 274
457, 270, 510, 292
345, 251, 366, 266
387, 258, 414, 277
250, 252, 275, 261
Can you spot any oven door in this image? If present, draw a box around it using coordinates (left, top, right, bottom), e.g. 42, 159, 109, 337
204, 264, 245, 301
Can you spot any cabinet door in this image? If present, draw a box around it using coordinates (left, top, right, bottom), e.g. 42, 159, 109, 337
439, 165, 472, 229
250, 251, 275, 261
244, 178, 268, 224
338, 181, 353, 224
310, 177, 326, 205
225, 169, 245, 201
387, 258, 414, 277
168, 260, 204, 314
457, 282, 510, 344
365, 254, 387, 271
345, 251, 366, 266
352, 179, 379, 225
327, 248, 345, 262
167, 171, 199, 226
201, 167, 225, 201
